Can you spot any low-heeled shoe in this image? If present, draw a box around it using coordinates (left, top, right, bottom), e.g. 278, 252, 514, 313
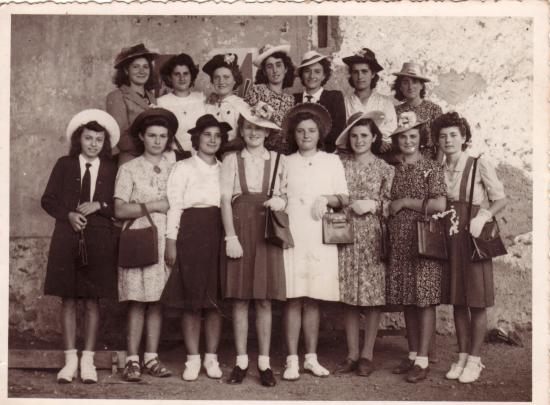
392, 358, 415, 375
335, 358, 358, 374
406, 365, 429, 383
356, 358, 374, 377
227, 365, 248, 384
258, 367, 276, 387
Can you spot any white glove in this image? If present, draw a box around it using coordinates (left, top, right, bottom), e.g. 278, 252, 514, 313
225, 236, 243, 258
311, 196, 328, 221
350, 199, 377, 216
469, 208, 492, 238
264, 196, 286, 211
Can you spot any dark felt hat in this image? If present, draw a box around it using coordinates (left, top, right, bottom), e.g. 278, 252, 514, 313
342, 47, 383, 72
114, 43, 158, 69
130, 108, 178, 138
202, 53, 240, 78
188, 114, 232, 137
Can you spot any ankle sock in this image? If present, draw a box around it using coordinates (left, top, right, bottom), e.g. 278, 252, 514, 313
457, 352, 469, 367
408, 351, 417, 361
467, 355, 481, 365
144, 352, 157, 367
187, 354, 201, 364
258, 355, 270, 371
126, 354, 139, 363
236, 354, 249, 369
81, 350, 94, 364
204, 353, 218, 365
414, 356, 429, 369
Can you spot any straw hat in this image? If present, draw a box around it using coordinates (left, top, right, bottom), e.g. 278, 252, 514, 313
253, 44, 291, 67
392, 62, 430, 82
297, 50, 328, 69
236, 104, 281, 132
392, 111, 426, 136
334, 111, 385, 149
65, 109, 120, 147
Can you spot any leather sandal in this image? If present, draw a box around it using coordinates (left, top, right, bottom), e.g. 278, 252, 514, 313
123, 360, 142, 382
144, 357, 172, 378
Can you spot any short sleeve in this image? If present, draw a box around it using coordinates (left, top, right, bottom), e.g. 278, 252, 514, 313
244, 84, 260, 107
114, 163, 134, 203
331, 155, 349, 195
478, 157, 506, 201
220, 152, 238, 199
427, 161, 446, 198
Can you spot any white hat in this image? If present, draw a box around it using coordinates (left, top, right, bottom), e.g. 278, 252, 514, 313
335, 111, 385, 149
392, 111, 427, 137
65, 109, 120, 147
253, 44, 291, 67
297, 50, 328, 69
236, 104, 281, 132
392, 62, 431, 82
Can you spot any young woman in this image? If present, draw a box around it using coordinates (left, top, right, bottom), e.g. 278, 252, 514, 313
161, 114, 230, 381
386, 111, 446, 383
106, 43, 158, 165
41, 109, 120, 384
157, 53, 205, 157
434, 112, 507, 383
114, 108, 178, 382
294, 50, 346, 153
333, 112, 394, 377
245, 44, 296, 154
220, 105, 286, 387
280, 103, 349, 380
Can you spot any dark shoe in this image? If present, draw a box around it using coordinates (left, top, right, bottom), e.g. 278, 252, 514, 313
406, 365, 429, 383
123, 360, 142, 382
356, 357, 374, 377
335, 358, 358, 374
227, 365, 248, 384
392, 358, 415, 374
258, 367, 276, 387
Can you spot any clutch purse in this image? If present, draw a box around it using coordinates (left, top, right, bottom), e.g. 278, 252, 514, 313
417, 198, 448, 260
118, 203, 159, 268
322, 211, 354, 244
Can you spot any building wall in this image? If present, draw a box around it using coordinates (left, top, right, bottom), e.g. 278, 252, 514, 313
9, 15, 532, 343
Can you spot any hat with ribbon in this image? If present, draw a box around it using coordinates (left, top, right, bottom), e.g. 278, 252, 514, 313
392, 62, 431, 82
253, 43, 291, 67
130, 108, 179, 139
334, 111, 385, 149
237, 104, 281, 132
297, 50, 329, 69
66, 109, 120, 147
392, 111, 427, 136
282, 103, 332, 139
188, 114, 232, 137
202, 53, 240, 78
114, 43, 158, 69
342, 47, 383, 72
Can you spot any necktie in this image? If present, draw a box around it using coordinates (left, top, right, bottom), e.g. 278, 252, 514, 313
305, 95, 313, 103
80, 163, 91, 203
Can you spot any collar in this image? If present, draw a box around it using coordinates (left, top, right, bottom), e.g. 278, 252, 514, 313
193, 154, 220, 169
444, 151, 468, 172
241, 147, 270, 161
79, 154, 100, 168
303, 87, 324, 102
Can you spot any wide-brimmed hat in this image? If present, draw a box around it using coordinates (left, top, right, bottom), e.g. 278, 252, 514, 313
282, 103, 332, 138
65, 109, 120, 147
237, 104, 281, 132
202, 53, 240, 78
392, 111, 426, 136
392, 62, 431, 82
188, 114, 232, 137
334, 111, 385, 149
130, 108, 179, 139
253, 44, 291, 67
342, 47, 383, 72
297, 50, 328, 69
114, 43, 158, 69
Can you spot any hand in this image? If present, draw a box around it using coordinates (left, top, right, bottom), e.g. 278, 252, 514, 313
379, 141, 392, 153
263, 196, 286, 211
151, 199, 170, 214
68, 212, 87, 232
350, 199, 377, 215
165, 238, 177, 267
389, 198, 408, 216
311, 196, 328, 221
77, 202, 101, 216
225, 237, 243, 258
469, 208, 492, 238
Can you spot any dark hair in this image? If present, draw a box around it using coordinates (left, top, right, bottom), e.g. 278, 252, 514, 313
255, 52, 295, 89
236, 115, 274, 140
431, 111, 472, 151
190, 125, 229, 151
297, 58, 332, 88
209, 65, 243, 91
391, 124, 430, 151
391, 76, 427, 102
346, 118, 383, 154
113, 55, 156, 90
133, 116, 175, 154
347, 62, 379, 89
286, 111, 326, 154
160, 53, 199, 89
69, 121, 112, 160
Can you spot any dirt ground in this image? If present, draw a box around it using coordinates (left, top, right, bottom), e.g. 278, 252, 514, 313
8, 331, 531, 402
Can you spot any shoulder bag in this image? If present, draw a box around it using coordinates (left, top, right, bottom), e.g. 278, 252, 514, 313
265, 153, 294, 248
118, 203, 159, 268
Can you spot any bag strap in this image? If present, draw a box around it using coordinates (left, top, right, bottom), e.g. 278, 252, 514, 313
267, 152, 281, 198
173, 136, 185, 155
467, 157, 479, 232
122, 203, 155, 231
459, 156, 475, 202
236, 151, 249, 194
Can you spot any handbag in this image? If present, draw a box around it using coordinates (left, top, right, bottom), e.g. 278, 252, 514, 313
467, 157, 507, 262
118, 203, 159, 268
322, 195, 354, 244
264, 152, 294, 248
417, 198, 448, 260
378, 199, 390, 262
76, 230, 88, 268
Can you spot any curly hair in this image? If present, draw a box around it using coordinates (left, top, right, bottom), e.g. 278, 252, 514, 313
113, 55, 156, 91
190, 125, 229, 151
209, 66, 243, 91
391, 124, 431, 151
297, 58, 332, 88
254, 51, 295, 89
286, 111, 326, 154
391, 76, 427, 102
347, 62, 379, 90
69, 121, 113, 160
346, 118, 383, 154
431, 111, 472, 151
160, 53, 199, 89
132, 115, 176, 155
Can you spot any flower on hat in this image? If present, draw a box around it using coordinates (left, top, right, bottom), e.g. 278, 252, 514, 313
397, 111, 417, 128
354, 48, 368, 58
259, 44, 273, 54
224, 53, 236, 65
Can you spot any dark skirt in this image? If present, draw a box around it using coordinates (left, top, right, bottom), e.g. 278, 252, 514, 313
161, 207, 222, 310
221, 194, 286, 301
441, 201, 494, 308
44, 222, 118, 299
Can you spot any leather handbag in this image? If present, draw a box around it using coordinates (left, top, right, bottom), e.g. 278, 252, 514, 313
322, 204, 354, 244
417, 198, 448, 260
468, 158, 507, 262
76, 230, 88, 268
118, 203, 159, 268
378, 202, 390, 262
265, 152, 294, 248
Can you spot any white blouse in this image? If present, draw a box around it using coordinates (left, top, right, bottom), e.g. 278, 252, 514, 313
165, 155, 221, 239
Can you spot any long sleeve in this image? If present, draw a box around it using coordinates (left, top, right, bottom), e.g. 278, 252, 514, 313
478, 157, 506, 202
106, 89, 133, 153
165, 162, 190, 239
41, 158, 71, 222
379, 97, 397, 143
324, 91, 347, 153
96, 162, 117, 219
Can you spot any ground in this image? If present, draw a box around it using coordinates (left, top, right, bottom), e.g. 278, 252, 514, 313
8, 332, 531, 401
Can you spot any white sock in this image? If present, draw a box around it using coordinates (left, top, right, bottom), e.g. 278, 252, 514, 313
236, 354, 248, 369
467, 355, 481, 365
204, 353, 218, 365
81, 350, 94, 364
64, 349, 78, 365
187, 354, 201, 364
258, 355, 270, 371
286, 354, 299, 364
126, 354, 139, 363
414, 356, 429, 369
457, 352, 469, 367
408, 351, 417, 361
305, 353, 318, 362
